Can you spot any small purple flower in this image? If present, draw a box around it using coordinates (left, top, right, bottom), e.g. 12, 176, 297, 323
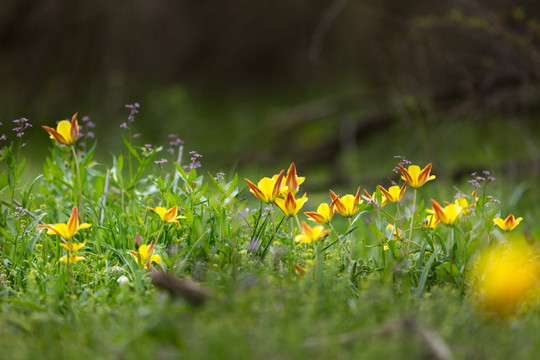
392, 155, 411, 174
120, 122, 128, 129
144, 144, 153, 153
183, 150, 203, 171
125, 102, 140, 122
0, 134, 6, 141
12, 117, 32, 138
132, 133, 141, 139
155, 158, 168, 167
87, 131, 95, 139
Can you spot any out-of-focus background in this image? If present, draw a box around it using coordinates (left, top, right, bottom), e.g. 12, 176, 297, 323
2, 0, 540, 191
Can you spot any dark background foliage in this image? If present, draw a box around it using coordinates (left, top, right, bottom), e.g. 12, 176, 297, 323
2, 0, 540, 184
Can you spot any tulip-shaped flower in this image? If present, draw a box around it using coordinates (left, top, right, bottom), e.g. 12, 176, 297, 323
38, 206, 91, 240
451, 197, 472, 215
245, 170, 285, 203
399, 163, 436, 189
42, 113, 80, 146
130, 241, 162, 269
378, 184, 407, 203
284, 162, 305, 195
329, 187, 363, 218
304, 202, 336, 224
295, 222, 330, 244
430, 199, 462, 226
492, 214, 523, 232
57, 240, 87, 264
275, 192, 308, 217
148, 206, 185, 226
363, 189, 388, 208
423, 212, 439, 229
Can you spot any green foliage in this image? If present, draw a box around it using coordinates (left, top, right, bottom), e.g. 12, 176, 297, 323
0, 116, 539, 359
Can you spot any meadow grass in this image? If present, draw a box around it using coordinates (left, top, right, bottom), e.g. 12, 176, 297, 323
1, 111, 539, 359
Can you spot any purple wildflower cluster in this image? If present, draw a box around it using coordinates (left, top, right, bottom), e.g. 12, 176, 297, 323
468, 170, 496, 188
155, 158, 168, 167
78, 115, 96, 148
183, 151, 202, 172
167, 134, 183, 154
12, 118, 32, 145
120, 103, 140, 135
392, 155, 411, 174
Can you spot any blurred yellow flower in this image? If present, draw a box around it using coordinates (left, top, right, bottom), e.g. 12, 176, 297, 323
275, 192, 308, 217
295, 222, 330, 244
148, 206, 185, 226
423, 212, 439, 229
60, 240, 86, 253
38, 206, 91, 240
430, 199, 462, 226
130, 242, 161, 269
57, 254, 86, 264
42, 113, 79, 146
378, 184, 407, 203
329, 187, 363, 218
244, 170, 285, 203
492, 214, 523, 232
399, 163, 436, 189
471, 241, 539, 315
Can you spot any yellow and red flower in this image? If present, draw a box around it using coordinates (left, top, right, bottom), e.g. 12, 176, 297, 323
430, 199, 462, 226
294, 222, 330, 244
492, 214, 523, 232
304, 201, 336, 224
399, 163, 436, 189
329, 187, 363, 218
148, 206, 185, 226
129, 241, 162, 269
38, 206, 91, 240
363, 189, 388, 208
244, 170, 285, 203
42, 113, 80, 146
275, 191, 308, 217
377, 184, 407, 203
284, 162, 305, 195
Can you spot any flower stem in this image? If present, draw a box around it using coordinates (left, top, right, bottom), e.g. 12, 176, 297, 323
71, 145, 83, 221
449, 226, 455, 285
406, 188, 417, 257
290, 217, 296, 253
269, 205, 277, 241
329, 223, 351, 261
348, 217, 354, 259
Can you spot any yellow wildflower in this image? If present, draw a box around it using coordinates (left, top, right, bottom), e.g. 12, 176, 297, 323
148, 206, 185, 226
42, 113, 79, 146
275, 192, 308, 217
329, 187, 363, 218
492, 214, 523, 232
38, 206, 91, 240
399, 163, 436, 189
129, 241, 161, 269
244, 170, 285, 203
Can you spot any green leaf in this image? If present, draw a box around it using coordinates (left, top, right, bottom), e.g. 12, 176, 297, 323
122, 136, 141, 163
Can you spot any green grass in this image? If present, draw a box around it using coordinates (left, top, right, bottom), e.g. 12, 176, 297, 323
1, 111, 540, 360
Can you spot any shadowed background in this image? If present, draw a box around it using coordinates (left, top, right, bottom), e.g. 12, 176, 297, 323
2, 0, 540, 191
